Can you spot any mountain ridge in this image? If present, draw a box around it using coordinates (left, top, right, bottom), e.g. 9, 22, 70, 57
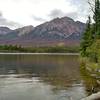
0, 16, 86, 47
0, 27, 12, 35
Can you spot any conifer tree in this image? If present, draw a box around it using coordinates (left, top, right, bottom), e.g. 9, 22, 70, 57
94, 0, 100, 38
80, 0, 100, 56
80, 16, 92, 56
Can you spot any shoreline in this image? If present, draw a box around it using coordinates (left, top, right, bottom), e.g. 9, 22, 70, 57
81, 92, 100, 100
0, 52, 79, 55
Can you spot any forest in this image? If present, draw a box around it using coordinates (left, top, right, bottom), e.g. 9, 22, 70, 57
80, 0, 100, 79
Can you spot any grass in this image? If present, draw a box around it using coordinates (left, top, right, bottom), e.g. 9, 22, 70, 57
80, 57, 100, 80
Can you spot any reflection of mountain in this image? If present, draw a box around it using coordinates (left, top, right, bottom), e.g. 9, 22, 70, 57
0, 55, 81, 89
0, 17, 85, 47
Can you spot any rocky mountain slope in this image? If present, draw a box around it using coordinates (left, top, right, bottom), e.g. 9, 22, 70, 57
0, 17, 86, 47
27, 17, 85, 40
0, 27, 12, 35
0, 25, 34, 40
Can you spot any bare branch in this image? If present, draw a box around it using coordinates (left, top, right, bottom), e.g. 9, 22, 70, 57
88, 0, 95, 13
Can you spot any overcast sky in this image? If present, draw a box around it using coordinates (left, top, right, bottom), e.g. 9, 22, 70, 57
0, 0, 90, 29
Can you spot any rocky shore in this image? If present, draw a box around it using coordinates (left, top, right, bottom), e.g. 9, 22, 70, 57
81, 92, 100, 100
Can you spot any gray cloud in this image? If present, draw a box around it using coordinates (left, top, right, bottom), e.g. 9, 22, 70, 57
65, 12, 78, 19
68, 0, 90, 14
68, 0, 88, 7
32, 16, 46, 22
49, 9, 64, 18
0, 12, 2, 17
48, 9, 78, 20
0, 11, 22, 29
65, 0, 91, 22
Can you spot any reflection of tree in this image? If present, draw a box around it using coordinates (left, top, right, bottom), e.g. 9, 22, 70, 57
80, 66, 100, 95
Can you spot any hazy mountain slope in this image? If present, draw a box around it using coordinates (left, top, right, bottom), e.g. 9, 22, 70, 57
27, 17, 85, 40
0, 25, 34, 40
0, 17, 86, 47
0, 27, 12, 35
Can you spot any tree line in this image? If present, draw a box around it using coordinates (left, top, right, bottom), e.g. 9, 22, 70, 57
80, 0, 100, 63
0, 45, 79, 53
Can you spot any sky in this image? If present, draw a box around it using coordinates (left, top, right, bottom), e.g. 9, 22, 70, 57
0, 0, 90, 29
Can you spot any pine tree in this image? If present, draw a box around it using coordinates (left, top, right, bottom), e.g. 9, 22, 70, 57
94, 0, 100, 38
80, 16, 92, 56
80, 0, 100, 56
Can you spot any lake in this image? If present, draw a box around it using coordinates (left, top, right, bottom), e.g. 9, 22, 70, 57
0, 54, 95, 100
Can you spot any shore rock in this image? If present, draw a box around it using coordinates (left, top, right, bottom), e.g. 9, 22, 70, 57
81, 92, 100, 100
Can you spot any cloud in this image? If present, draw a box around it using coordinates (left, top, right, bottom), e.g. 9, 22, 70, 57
48, 9, 78, 20
0, 11, 22, 29
0, 0, 90, 28
68, 0, 90, 14
68, 0, 88, 7
66, 12, 78, 19
32, 15, 46, 22
48, 9, 64, 18
66, 0, 90, 22
0, 12, 2, 17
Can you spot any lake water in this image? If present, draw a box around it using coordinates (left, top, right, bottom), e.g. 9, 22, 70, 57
0, 54, 90, 100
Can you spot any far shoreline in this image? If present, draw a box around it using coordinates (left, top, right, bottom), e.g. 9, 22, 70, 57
0, 52, 79, 55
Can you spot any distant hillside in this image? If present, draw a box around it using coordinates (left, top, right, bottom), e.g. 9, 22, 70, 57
0, 17, 86, 47
0, 27, 12, 35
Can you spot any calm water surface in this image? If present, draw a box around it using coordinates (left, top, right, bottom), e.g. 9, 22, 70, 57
0, 54, 87, 100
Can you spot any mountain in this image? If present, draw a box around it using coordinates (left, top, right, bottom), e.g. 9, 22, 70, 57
0, 25, 34, 40
28, 17, 85, 40
0, 27, 12, 35
0, 17, 86, 47
12, 25, 34, 37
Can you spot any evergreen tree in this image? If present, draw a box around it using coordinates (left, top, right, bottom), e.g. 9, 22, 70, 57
94, 0, 100, 38
80, 0, 100, 63
80, 0, 100, 56
80, 16, 92, 56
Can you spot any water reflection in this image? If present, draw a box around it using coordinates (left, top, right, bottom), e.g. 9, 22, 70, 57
0, 54, 86, 100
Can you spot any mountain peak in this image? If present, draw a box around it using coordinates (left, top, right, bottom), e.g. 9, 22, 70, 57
51, 16, 74, 23
0, 16, 86, 47
60, 17, 74, 21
